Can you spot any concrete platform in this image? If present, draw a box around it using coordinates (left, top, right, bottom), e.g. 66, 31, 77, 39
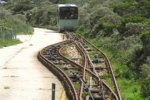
0, 28, 66, 100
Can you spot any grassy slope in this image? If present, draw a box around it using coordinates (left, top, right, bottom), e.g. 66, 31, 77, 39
89, 37, 144, 99
0, 39, 21, 48
72, 0, 150, 99
58, 0, 149, 99
1, 0, 149, 99
0, 4, 33, 48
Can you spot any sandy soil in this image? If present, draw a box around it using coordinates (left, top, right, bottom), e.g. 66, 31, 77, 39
0, 28, 66, 100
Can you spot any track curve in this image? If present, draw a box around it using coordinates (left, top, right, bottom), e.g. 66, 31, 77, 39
38, 32, 122, 100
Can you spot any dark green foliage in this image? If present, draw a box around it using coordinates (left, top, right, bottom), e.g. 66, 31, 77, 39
141, 76, 150, 99
99, 14, 121, 33
141, 56, 150, 100
29, 3, 57, 27
0, 12, 33, 36
123, 15, 145, 23
138, 0, 150, 17
124, 23, 149, 35
0, 7, 33, 47
141, 57, 150, 78
76, 0, 150, 99
141, 31, 150, 52
1, 0, 150, 99
113, 1, 138, 16
129, 31, 150, 74
12, 0, 33, 14
5, 0, 57, 28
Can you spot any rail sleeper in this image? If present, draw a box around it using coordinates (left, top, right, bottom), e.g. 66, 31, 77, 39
38, 52, 78, 100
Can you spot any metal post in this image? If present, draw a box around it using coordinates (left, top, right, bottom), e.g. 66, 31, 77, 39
52, 83, 56, 100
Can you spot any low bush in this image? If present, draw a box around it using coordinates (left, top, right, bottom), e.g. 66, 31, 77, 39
0, 8, 33, 47
125, 23, 148, 35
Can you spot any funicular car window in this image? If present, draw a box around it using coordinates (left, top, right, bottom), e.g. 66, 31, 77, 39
60, 7, 78, 19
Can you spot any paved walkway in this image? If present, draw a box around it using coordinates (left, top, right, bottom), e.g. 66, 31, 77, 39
0, 28, 66, 100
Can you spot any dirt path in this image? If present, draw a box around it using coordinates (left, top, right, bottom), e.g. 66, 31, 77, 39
0, 28, 66, 100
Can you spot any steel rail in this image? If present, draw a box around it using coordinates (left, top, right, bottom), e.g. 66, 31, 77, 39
78, 35, 122, 100
37, 32, 121, 100
59, 41, 118, 100
75, 38, 119, 100
74, 41, 87, 100
38, 40, 79, 100
78, 41, 107, 99
69, 32, 120, 99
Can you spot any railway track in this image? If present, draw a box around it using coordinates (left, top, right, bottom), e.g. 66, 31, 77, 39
38, 32, 122, 100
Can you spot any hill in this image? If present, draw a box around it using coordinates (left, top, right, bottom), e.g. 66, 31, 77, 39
0, 1, 33, 47
59, 0, 150, 99
1, 0, 150, 99
75, 0, 150, 99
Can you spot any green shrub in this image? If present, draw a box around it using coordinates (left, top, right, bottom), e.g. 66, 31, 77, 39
141, 57, 150, 78
125, 23, 149, 35
122, 15, 146, 23
113, 1, 138, 16
90, 7, 114, 25
141, 77, 150, 99
99, 14, 121, 32
138, 0, 150, 17
29, 2, 57, 26
0, 9, 33, 41
141, 30, 150, 58
12, 0, 33, 14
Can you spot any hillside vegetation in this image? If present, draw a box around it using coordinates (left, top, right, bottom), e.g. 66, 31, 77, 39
0, 2, 33, 47
1, 0, 150, 99
61, 0, 150, 99
5, 0, 58, 29
74, 0, 150, 99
